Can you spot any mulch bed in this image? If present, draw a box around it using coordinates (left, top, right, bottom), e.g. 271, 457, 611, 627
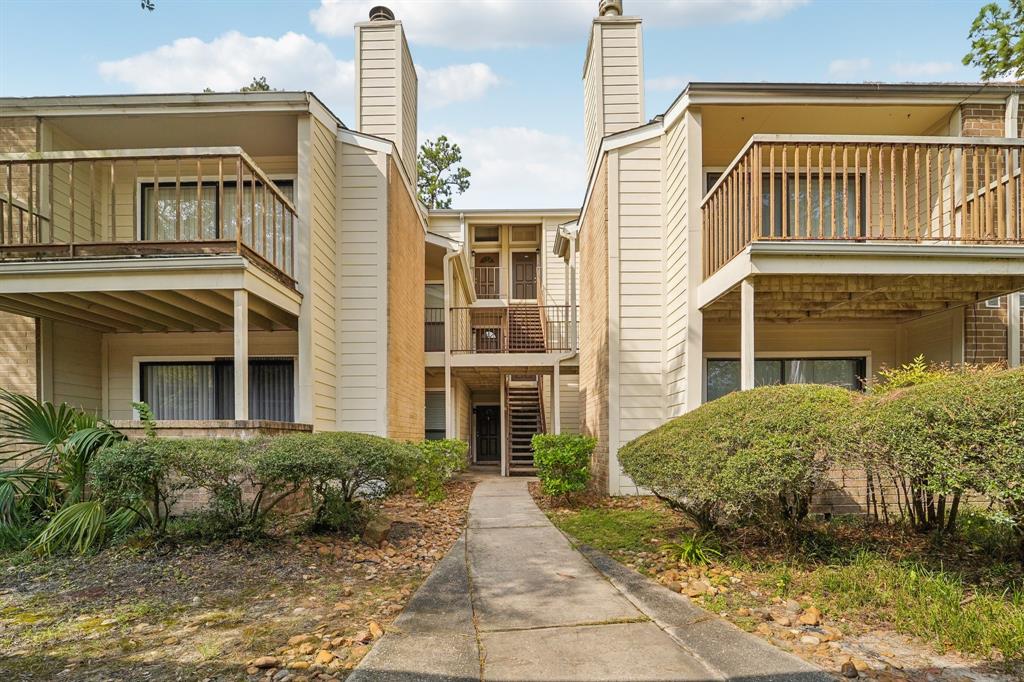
0, 479, 475, 681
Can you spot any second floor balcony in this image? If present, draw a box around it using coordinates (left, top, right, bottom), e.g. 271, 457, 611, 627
701, 135, 1024, 279
429, 305, 578, 354
0, 147, 297, 286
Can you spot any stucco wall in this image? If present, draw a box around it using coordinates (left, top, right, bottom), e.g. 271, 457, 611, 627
386, 156, 425, 441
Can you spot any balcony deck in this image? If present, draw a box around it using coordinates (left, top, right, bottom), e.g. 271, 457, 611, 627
0, 147, 296, 287
701, 135, 1024, 280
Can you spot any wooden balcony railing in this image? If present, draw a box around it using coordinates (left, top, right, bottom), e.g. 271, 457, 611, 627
0, 147, 297, 283
701, 135, 1024, 278
449, 305, 577, 354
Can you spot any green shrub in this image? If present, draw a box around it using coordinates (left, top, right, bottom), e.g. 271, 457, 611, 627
91, 438, 195, 533
619, 384, 855, 532
532, 434, 596, 497
858, 366, 1024, 543
413, 439, 468, 503
256, 432, 417, 532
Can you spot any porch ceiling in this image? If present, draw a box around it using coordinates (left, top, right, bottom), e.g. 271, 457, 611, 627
702, 274, 1024, 323
453, 365, 580, 392
0, 288, 297, 333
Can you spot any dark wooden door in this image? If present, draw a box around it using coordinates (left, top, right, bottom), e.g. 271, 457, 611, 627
475, 405, 500, 463
512, 252, 537, 299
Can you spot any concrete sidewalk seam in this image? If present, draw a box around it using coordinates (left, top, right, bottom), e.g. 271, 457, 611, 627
476, 615, 650, 634
463, 519, 487, 682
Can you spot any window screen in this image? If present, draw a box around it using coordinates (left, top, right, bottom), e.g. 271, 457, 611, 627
425, 392, 446, 440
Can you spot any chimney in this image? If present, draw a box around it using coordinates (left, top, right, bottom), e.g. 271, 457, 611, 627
355, 6, 418, 181
582, 0, 644, 172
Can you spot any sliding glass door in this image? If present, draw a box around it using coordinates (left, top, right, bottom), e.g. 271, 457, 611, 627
705, 357, 865, 402
761, 173, 865, 238
140, 357, 295, 421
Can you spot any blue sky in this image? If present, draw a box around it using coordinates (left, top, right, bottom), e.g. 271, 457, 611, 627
0, 0, 989, 208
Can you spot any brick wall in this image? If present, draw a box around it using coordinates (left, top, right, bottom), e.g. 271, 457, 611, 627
960, 103, 1005, 138
385, 157, 425, 441
964, 299, 1009, 365
0, 117, 40, 399
579, 159, 610, 491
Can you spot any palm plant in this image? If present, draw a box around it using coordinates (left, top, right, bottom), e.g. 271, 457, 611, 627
0, 389, 127, 553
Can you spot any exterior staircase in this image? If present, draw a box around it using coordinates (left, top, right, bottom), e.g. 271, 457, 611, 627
508, 305, 545, 352
506, 376, 544, 474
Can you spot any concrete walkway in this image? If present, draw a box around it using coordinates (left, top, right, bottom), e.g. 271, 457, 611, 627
352, 478, 831, 682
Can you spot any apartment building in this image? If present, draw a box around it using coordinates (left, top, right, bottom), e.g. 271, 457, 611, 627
0, 10, 429, 442
572, 1, 1024, 494
3, 1, 1023, 491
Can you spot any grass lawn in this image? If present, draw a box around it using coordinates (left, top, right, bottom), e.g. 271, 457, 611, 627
0, 480, 474, 681
536, 488, 1024, 679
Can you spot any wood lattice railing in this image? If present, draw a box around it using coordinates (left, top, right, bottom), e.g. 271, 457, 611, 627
0, 147, 297, 283
701, 135, 1024, 278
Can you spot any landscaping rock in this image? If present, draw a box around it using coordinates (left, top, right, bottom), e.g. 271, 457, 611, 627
368, 621, 384, 640
252, 656, 279, 669
314, 650, 335, 665
799, 606, 823, 626
841, 661, 859, 678
362, 516, 393, 548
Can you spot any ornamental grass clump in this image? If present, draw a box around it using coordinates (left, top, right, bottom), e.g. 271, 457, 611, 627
619, 384, 856, 533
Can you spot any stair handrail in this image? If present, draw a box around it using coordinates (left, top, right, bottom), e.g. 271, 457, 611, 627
535, 269, 551, 352
536, 375, 547, 435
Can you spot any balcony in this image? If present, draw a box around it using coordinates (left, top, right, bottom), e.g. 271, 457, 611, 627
0, 147, 296, 286
450, 305, 577, 354
701, 135, 1024, 279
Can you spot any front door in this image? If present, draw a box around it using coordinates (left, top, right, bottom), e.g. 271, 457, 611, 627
512, 252, 537, 300
475, 405, 500, 464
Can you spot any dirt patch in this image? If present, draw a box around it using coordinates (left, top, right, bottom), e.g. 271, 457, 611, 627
0, 479, 474, 681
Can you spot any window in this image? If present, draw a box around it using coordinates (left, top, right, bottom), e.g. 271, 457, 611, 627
140, 357, 294, 421
985, 296, 1002, 309
704, 170, 866, 238
140, 179, 294, 241
425, 392, 445, 440
706, 357, 865, 402
474, 225, 499, 242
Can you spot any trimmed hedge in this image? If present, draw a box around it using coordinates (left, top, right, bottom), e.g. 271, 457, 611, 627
532, 434, 596, 497
92, 431, 419, 537
619, 384, 856, 531
859, 365, 1024, 543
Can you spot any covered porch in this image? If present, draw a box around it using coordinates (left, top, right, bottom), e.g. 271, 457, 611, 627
0, 255, 304, 424
699, 247, 1024, 396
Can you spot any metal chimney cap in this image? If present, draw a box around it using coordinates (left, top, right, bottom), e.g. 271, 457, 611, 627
599, 0, 623, 16
369, 5, 395, 21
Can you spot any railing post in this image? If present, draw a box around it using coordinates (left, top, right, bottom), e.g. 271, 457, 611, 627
740, 278, 755, 391
235, 156, 243, 253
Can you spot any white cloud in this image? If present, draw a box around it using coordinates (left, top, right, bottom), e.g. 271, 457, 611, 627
889, 61, 957, 79
418, 63, 500, 109
98, 31, 355, 105
827, 58, 872, 78
311, 0, 808, 49
99, 32, 498, 116
646, 75, 688, 92
426, 127, 584, 208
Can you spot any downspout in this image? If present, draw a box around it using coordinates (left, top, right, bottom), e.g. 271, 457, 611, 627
442, 212, 467, 439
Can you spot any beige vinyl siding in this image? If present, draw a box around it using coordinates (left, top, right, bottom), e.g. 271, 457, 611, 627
104, 331, 298, 420
541, 216, 578, 306
51, 322, 101, 413
337, 141, 388, 434
599, 23, 642, 133
663, 117, 688, 418
455, 377, 472, 443
310, 119, 338, 430
614, 138, 663, 463
583, 18, 643, 173
559, 372, 580, 435
398, 37, 418, 182
356, 21, 416, 181
582, 40, 603, 173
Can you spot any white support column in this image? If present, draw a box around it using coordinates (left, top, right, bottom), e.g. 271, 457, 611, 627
1010, 293, 1021, 368
740, 278, 755, 391
552, 364, 561, 434
444, 365, 453, 438
233, 289, 249, 420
